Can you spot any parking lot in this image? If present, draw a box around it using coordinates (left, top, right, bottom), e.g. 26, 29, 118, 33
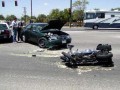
0, 28, 120, 90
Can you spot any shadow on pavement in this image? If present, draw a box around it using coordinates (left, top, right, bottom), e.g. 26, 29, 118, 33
0, 40, 13, 44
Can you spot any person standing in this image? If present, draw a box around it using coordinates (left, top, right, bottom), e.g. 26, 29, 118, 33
17, 21, 23, 42
11, 18, 18, 42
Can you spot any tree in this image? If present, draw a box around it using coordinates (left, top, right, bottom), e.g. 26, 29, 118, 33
21, 15, 29, 20
72, 0, 89, 11
0, 15, 5, 20
73, 10, 83, 21
31, 16, 37, 22
21, 15, 30, 24
5, 15, 17, 21
36, 14, 47, 22
48, 8, 70, 22
63, 9, 70, 21
31, 16, 36, 19
72, 0, 89, 26
49, 9, 61, 20
111, 7, 120, 11
58, 11, 64, 20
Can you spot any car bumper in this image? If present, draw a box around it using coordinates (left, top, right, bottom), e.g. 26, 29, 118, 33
0, 35, 9, 39
0, 35, 12, 41
47, 38, 71, 47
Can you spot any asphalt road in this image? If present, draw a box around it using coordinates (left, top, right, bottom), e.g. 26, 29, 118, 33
0, 28, 120, 90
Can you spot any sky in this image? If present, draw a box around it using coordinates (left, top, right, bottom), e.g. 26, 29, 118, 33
0, 0, 120, 18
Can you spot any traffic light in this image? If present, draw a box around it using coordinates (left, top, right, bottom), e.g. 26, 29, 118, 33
2, 1, 5, 7
15, 0, 18, 6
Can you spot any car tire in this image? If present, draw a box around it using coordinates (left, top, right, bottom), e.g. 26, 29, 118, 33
21, 35, 28, 42
93, 25, 98, 29
9, 36, 13, 43
38, 38, 47, 48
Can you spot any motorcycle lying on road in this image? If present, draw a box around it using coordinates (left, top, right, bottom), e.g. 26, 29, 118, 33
60, 44, 114, 68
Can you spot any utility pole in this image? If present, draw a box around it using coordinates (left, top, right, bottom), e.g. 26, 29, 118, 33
69, 0, 72, 28
23, 7, 27, 25
31, 0, 32, 19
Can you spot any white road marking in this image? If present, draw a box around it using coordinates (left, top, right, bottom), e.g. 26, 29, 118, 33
11, 48, 114, 75
55, 62, 114, 75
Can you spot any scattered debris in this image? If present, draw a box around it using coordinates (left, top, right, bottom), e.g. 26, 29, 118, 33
32, 54, 36, 57
11, 48, 68, 58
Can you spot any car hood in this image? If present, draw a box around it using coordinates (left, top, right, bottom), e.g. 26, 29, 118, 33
41, 19, 66, 30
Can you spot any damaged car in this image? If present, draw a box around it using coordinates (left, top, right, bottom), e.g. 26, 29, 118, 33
20, 20, 71, 49
60, 44, 114, 68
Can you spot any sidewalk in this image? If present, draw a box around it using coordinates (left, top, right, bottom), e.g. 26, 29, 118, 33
63, 26, 84, 28
62, 26, 86, 31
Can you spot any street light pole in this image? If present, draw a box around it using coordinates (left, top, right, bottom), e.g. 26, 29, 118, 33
69, 0, 72, 28
31, 0, 32, 19
23, 7, 27, 25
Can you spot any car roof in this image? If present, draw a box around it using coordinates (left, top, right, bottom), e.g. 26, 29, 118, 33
0, 23, 8, 24
0, 23, 9, 29
30, 23, 48, 25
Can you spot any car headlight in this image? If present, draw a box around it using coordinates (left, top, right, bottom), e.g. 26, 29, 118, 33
49, 35, 58, 41
50, 36, 58, 40
66, 35, 71, 39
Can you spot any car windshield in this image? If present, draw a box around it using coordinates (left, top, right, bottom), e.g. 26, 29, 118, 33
0, 24, 8, 30
34, 23, 48, 31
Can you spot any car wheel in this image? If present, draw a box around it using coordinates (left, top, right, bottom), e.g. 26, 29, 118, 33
38, 38, 47, 48
22, 35, 28, 42
9, 36, 13, 43
93, 25, 98, 29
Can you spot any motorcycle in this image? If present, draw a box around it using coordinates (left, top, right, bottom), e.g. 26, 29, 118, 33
60, 44, 114, 68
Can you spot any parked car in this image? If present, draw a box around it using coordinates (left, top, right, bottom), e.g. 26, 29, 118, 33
0, 23, 13, 42
20, 19, 71, 49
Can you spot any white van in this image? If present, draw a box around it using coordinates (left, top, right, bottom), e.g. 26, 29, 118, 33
84, 10, 120, 29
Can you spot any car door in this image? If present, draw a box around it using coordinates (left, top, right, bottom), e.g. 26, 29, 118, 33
24, 24, 33, 41
30, 24, 40, 43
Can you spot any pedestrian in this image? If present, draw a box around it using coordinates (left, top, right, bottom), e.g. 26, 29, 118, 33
11, 18, 18, 42
17, 21, 23, 42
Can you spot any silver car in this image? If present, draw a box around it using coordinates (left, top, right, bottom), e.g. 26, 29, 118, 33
0, 23, 13, 42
